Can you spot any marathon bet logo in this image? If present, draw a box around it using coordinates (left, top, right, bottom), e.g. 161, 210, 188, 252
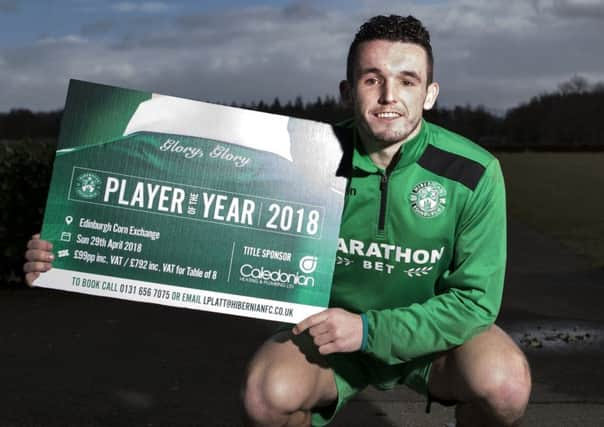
409, 181, 446, 218
337, 238, 444, 275
75, 173, 103, 199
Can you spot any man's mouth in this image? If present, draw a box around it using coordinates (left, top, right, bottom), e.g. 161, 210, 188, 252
374, 111, 402, 119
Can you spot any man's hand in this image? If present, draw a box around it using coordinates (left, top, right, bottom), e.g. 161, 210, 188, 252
292, 308, 363, 355
23, 233, 54, 287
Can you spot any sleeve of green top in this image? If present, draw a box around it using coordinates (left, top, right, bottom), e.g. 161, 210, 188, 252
362, 159, 507, 364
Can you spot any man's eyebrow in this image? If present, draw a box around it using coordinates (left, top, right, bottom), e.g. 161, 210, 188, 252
358, 67, 383, 76
400, 70, 422, 81
358, 68, 422, 82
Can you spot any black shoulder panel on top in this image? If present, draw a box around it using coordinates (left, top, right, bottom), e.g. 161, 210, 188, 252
417, 144, 486, 190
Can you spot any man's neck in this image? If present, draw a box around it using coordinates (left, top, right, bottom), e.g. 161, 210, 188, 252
363, 140, 404, 170
358, 120, 424, 170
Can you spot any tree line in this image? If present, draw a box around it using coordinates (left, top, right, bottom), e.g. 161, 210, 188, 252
1, 76, 603, 149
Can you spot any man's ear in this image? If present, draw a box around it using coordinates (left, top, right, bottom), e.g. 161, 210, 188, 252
339, 80, 353, 107
423, 82, 439, 110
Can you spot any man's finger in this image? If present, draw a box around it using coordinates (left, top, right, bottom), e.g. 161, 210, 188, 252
318, 342, 338, 356
23, 261, 52, 274
25, 249, 55, 263
312, 332, 333, 347
25, 272, 40, 287
292, 316, 317, 335
27, 239, 53, 251
293, 311, 329, 335
308, 322, 330, 338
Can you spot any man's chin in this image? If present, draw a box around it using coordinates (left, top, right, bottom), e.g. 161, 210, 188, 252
371, 131, 406, 146
357, 121, 409, 147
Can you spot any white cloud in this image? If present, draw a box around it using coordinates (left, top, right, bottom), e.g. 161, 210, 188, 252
113, 2, 171, 13
36, 34, 88, 45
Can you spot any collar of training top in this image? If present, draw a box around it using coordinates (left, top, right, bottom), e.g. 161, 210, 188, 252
351, 119, 430, 174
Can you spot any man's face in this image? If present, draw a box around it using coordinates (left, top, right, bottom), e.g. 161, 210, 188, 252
341, 40, 439, 149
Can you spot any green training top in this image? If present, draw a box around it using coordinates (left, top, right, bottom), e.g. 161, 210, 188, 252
331, 119, 506, 364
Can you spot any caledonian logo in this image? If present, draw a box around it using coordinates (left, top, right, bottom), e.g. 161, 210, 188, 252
75, 172, 103, 199
299, 256, 318, 274
409, 181, 447, 218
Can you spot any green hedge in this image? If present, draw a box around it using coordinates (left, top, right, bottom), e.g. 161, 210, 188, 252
1, 139, 56, 286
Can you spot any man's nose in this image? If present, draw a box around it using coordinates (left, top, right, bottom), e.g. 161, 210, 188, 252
379, 80, 396, 104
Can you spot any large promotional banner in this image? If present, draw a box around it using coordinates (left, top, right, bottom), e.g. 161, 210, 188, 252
35, 80, 347, 323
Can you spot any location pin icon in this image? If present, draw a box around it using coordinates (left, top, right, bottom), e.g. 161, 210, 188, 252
65, 216, 73, 225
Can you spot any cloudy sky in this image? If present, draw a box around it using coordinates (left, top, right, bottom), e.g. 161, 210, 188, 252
1, 0, 603, 113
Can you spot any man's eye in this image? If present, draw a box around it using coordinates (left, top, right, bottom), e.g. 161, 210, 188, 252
365, 77, 380, 85
402, 80, 414, 86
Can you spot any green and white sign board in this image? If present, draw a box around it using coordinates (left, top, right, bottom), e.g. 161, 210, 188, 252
35, 80, 346, 323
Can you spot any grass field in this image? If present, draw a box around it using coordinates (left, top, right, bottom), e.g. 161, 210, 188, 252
496, 151, 604, 268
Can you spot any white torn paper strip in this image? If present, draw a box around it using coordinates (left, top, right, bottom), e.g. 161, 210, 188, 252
123, 94, 293, 161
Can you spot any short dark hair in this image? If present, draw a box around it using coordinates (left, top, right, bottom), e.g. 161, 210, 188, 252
346, 15, 434, 85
